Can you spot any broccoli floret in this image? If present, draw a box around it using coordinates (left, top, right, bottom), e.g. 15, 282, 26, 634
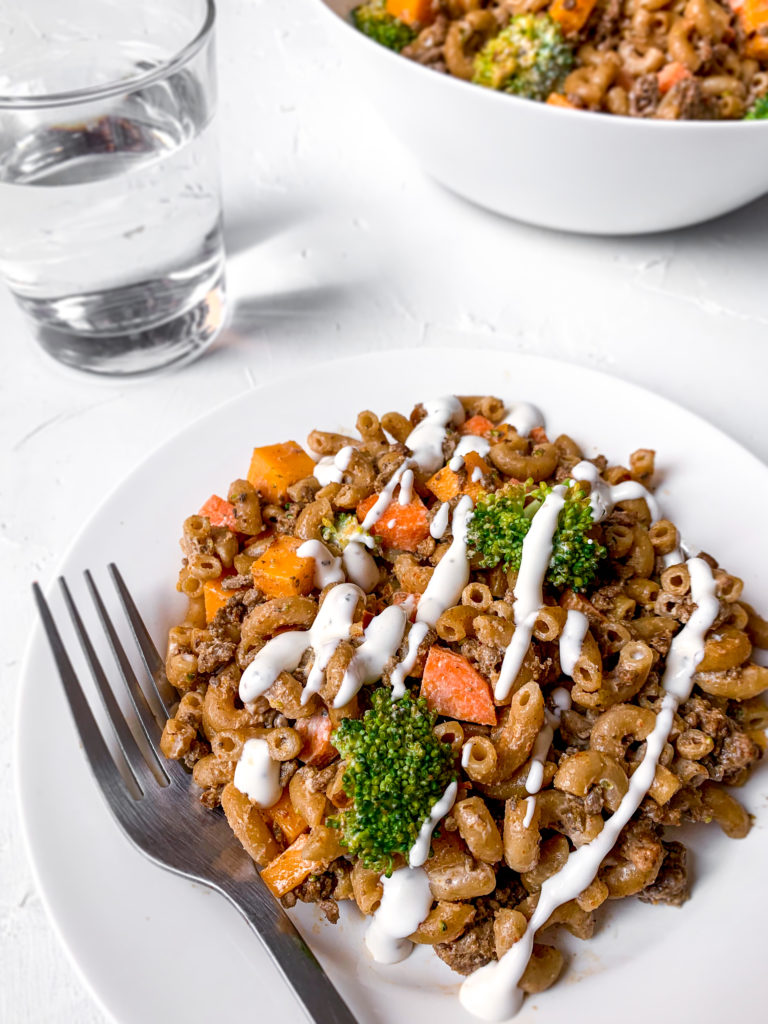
744, 94, 768, 120
320, 512, 372, 552
329, 689, 456, 873
352, 1, 416, 53
472, 14, 573, 102
467, 480, 606, 591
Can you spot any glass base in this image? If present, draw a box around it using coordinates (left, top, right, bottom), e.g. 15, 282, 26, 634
23, 274, 226, 377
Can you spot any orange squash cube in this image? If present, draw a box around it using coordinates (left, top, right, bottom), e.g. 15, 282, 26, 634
250, 536, 314, 598
261, 833, 314, 898
260, 789, 309, 844
247, 441, 315, 504
203, 578, 232, 623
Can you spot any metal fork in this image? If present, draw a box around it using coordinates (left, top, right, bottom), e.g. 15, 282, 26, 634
32, 565, 358, 1024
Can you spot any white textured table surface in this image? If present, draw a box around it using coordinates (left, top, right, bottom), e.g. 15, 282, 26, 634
3, 1, 768, 1022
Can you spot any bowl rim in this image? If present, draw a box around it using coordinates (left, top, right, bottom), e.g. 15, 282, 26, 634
311, 0, 768, 130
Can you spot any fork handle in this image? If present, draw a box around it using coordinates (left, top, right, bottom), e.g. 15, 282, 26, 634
218, 875, 360, 1024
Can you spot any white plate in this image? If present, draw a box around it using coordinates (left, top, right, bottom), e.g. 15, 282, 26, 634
16, 348, 768, 1024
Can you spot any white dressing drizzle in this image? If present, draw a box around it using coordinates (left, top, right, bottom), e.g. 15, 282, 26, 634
239, 583, 363, 704
233, 738, 281, 808
449, 455, 464, 472
342, 540, 380, 593
507, 402, 545, 437
494, 487, 567, 701
409, 780, 459, 867
296, 540, 345, 589
455, 435, 491, 459
430, 501, 451, 540
522, 688, 572, 828
313, 445, 356, 486
398, 468, 414, 506
417, 496, 474, 628
390, 496, 474, 698
459, 557, 718, 1022
389, 622, 429, 700
571, 460, 660, 523
334, 605, 408, 709
559, 609, 589, 677
405, 395, 466, 475
365, 866, 434, 965
471, 467, 483, 483
461, 737, 477, 769
360, 461, 413, 532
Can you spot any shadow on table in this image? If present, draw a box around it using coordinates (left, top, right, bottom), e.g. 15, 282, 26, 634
226, 282, 358, 335
222, 198, 318, 257
605, 190, 768, 251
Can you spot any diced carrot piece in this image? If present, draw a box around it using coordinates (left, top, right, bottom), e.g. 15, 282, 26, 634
549, 0, 598, 34
463, 451, 492, 502
426, 451, 491, 504
261, 789, 309, 843
742, 0, 768, 29
385, 0, 436, 27
199, 494, 238, 530
530, 426, 550, 445
203, 578, 232, 623
261, 833, 314, 898
295, 713, 337, 767
745, 32, 768, 58
460, 415, 495, 438
420, 646, 497, 727
247, 441, 315, 504
250, 535, 314, 598
546, 92, 577, 109
357, 493, 430, 552
425, 465, 462, 504
657, 61, 692, 94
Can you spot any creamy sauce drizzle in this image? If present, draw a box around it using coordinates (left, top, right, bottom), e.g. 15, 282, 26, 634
398, 468, 415, 506
342, 540, 380, 592
507, 402, 544, 437
389, 622, 429, 700
449, 454, 464, 472
459, 557, 718, 1021
405, 395, 466, 475
460, 738, 477, 769
417, 496, 474, 628
430, 501, 451, 540
409, 780, 459, 867
367, 779, 459, 965
296, 540, 345, 589
389, 496, 474, 698
494, 487, 567, 701
522, 689, 571, 828
571, 460, 660, 523
365, 867, 434, 965
238, 583, 362, 704
559, 609, 589, 677
233, 738, 281, 808
313, 445, 355, 486
334, 605, 408, 708
455, 435, 491, 460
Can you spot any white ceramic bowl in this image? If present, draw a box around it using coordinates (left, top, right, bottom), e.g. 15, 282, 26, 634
313, 0, 768, 234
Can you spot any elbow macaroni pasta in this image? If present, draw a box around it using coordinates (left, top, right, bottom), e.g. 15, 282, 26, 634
159, 392, 768, 1005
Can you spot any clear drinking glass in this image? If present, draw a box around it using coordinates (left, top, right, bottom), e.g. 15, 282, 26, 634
0, 0, 225, 375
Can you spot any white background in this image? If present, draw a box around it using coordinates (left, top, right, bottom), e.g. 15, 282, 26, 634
2, 0, 768, 1021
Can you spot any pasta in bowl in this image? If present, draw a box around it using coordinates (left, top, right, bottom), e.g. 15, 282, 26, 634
309, 0, 768, 232
161, 392, 767, 1021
